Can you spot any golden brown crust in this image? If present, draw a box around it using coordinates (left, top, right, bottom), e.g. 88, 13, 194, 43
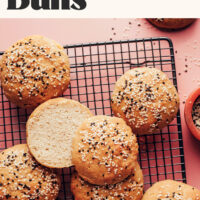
147, 18, 196, 30
71, 162, 143, 200
142, 180, 200, 200
0, 144, 61, 200
72, 115, 138, 185
0, 35, 70, 108
111, 67, 179, 135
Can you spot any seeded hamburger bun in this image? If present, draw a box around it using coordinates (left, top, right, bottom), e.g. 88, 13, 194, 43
142, 180, 200, 200
0, 35, 70, 108
26, 97, 93, 168
72, 115, 138, 185
0, 144, 60, 200
147, 18, 196, 30
71, 162, 143, 200
111, 67, 179, 135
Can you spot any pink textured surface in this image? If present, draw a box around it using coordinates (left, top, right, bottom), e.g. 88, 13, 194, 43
0, 18, 200, 188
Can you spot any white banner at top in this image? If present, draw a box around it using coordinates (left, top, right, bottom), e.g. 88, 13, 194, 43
0, 0, 199, 18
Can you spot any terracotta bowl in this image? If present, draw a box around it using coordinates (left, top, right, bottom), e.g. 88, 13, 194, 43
184, 88, 200, 140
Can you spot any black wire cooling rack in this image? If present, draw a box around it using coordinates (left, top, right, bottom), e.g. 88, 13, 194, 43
0, 37, 186, 199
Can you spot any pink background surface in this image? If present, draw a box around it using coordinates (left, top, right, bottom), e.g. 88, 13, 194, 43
0, 18, 200, 188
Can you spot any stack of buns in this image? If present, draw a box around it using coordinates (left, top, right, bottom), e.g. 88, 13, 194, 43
71, 115, 144, 199
71, 162, 143, 200
0, 35, 198, 199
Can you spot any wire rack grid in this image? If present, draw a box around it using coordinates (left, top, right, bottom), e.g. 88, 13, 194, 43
0, 37, 186, 199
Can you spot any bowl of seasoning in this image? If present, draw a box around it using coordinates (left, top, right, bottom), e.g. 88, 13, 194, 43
184, 88, 200, 140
